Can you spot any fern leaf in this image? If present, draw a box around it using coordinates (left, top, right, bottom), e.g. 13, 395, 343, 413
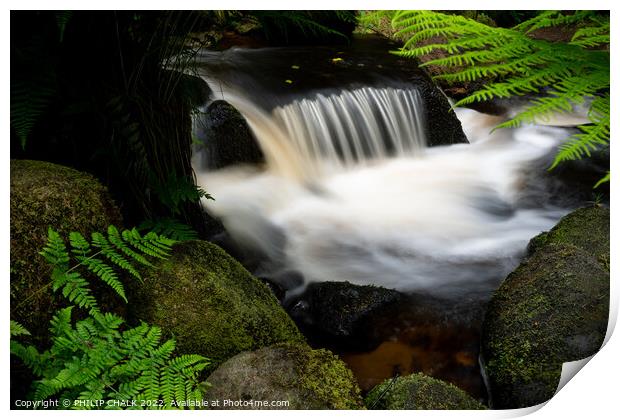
138, 218, 198, 241
107, 225, 153, 267
11, 78, 56, 149
91, 232, 142, 280
40, 227, 70, 269
594, 172, 610, 188
76, 256, 127, 303
10, 320, 31, 336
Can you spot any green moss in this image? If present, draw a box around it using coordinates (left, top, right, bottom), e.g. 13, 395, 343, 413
482, 242, 609, 408
527, 206, 609, 267
203, 343, 364, 409
365, 373, 485, 410
10, 159, 123, 346
128, 240, 304, 366
284, 344, 364, 409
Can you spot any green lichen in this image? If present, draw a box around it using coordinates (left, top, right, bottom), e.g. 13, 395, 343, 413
482, 242, 609, 408
10, 159, 123, 346
365, 373, 486, 410
128, 240, 305, 366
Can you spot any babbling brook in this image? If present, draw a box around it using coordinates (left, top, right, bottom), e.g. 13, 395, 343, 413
10, 10, 610, 411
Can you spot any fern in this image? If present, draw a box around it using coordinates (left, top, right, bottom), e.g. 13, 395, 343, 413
12, 226, 210, 409
151, 173, 214, 216
378, 10, 610, 187
138, 218, 199, 241
38, 226, 177, 313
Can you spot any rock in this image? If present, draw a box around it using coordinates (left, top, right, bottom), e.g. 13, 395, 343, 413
411, 72, 469, 146
527, 206, 610, 267
481, 242, 609, 408
203, 343, 364, 409
195, 100, 264, 170
10, 159, 123, 344
365, 373, 486, 410
288, 281, 403, 349
127, 240, 304, 365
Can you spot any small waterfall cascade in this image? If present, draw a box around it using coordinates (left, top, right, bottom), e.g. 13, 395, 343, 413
191, 44, 577, 296
272, 86, 427, 169
195, 85, 427, 180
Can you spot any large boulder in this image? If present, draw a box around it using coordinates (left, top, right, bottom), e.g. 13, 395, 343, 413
10, 159, 123, 344
365, 373, 485, 410
128, 240, 304, 365
203, 343, 364, 409
481, 240, 609, 408
288, 281, 403, 349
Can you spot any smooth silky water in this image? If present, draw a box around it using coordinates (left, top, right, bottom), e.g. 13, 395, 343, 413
191, 40, 584, 400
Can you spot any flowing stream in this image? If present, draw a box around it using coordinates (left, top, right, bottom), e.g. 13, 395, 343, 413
191, 38, 586, 398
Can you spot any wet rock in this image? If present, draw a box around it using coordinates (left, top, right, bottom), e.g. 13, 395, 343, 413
10, 159, 123, 345
203, 343, 364, 409
481, 242, 609, 408
128, 240, 304, 366
288, 281, 403, 349
195, 100, 264, 170
365, 373, 486, 410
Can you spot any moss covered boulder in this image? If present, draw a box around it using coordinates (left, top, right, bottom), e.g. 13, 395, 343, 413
128, 240, 304, 365
527, 206, 610, 268
481, 241, 609, 408
10, 159, 123, 344
203, 343, 364, 409
365, 373, 485, 410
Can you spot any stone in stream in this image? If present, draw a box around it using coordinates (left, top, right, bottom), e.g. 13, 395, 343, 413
127, 240, 305, 367
287, 281, 404, 350
194, 100, 265, 169
202, 343, 364, 409
481, 206, 609, 408
364, 373, 486, 410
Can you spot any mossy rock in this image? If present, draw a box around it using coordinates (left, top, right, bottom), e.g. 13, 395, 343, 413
10, 159, 123, 345
128, 240, 304, 365
203, 343, 364, 409
481, 242, 609, 409
365, 373, 485, 410
527, 206, 609, 268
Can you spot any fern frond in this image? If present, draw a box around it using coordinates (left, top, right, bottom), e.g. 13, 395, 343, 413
107, 225, 153, 267
13, 224, 211, 409
91, 232, 142, 280
11, 320, 31, 336
40, 227, 70, 269
594, 172, 610, 188
551, 119, 609, 168
391, 10, 610, 180
11, 78, 56, 149
138, 218, 198, 241
76, 256, 127, 303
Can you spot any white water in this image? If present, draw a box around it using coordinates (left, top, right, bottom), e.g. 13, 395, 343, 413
195, 87, 575, 297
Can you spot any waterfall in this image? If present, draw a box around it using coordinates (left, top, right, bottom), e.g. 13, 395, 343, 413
197, 85, 427, 181
192, 46, 578, 297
